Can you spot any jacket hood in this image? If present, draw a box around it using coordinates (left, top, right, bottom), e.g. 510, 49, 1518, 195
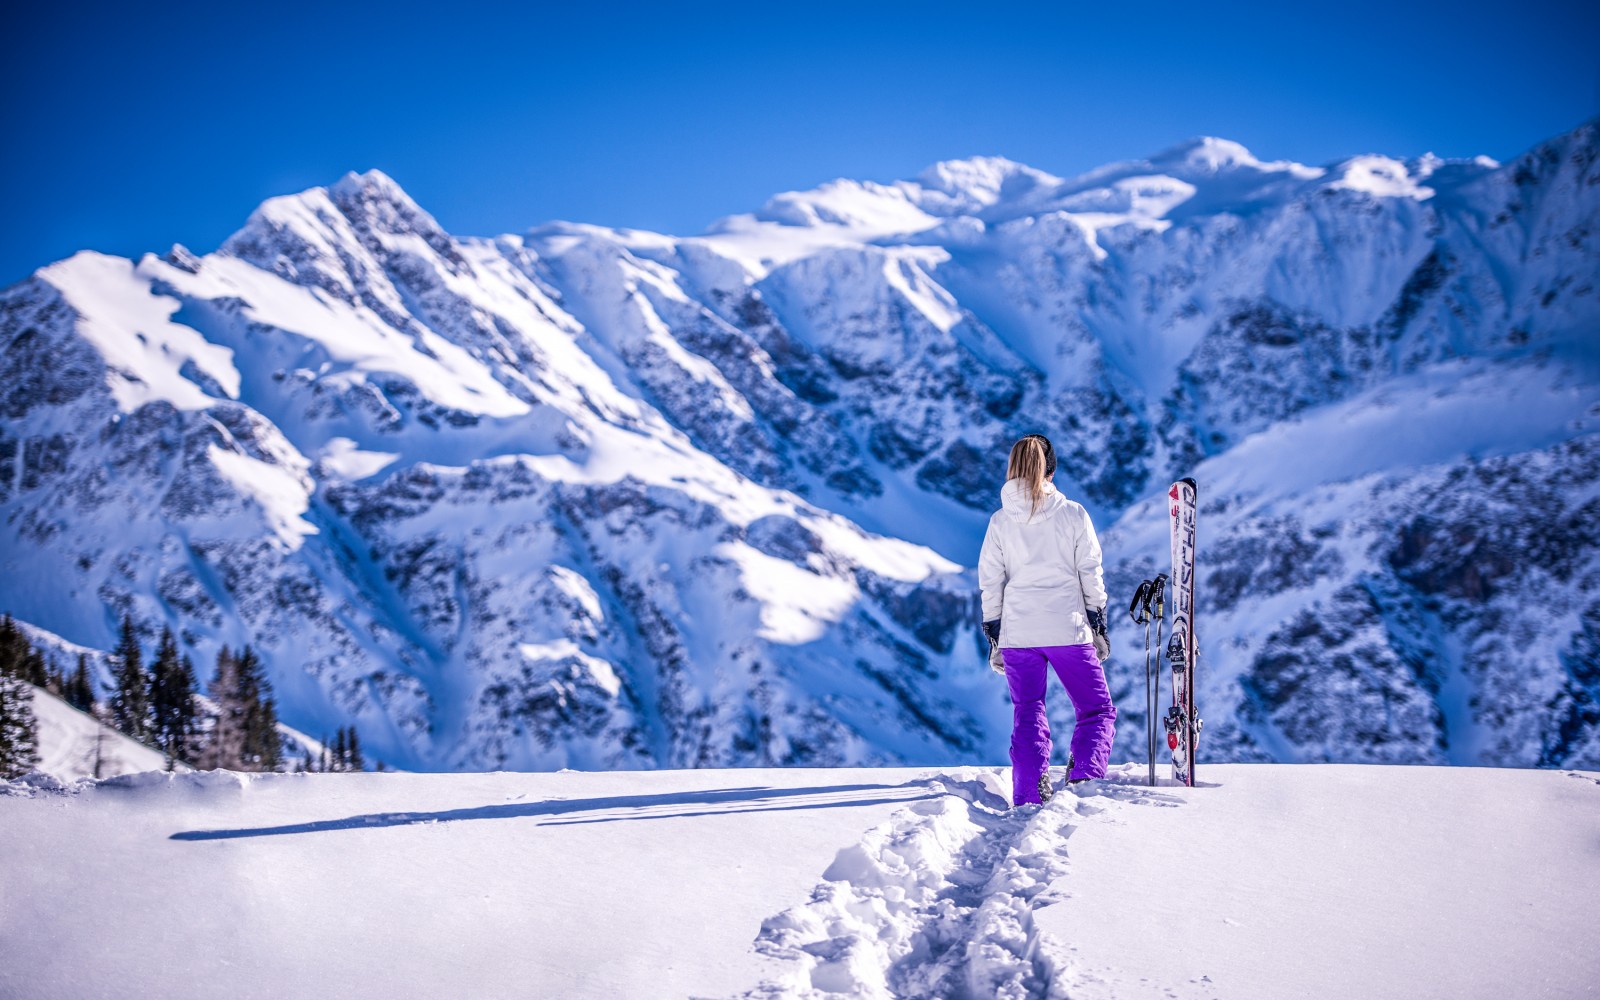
1000, 477, 1066, 523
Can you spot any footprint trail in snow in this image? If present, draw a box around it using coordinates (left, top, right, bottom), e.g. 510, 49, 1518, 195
737, 764, 1184, 1000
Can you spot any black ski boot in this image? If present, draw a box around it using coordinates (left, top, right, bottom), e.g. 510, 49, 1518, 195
1065, 752, 1092, 787
1037, 768, 1055, 804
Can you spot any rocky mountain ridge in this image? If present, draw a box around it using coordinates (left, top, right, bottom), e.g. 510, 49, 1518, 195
3, 118, 1596, 770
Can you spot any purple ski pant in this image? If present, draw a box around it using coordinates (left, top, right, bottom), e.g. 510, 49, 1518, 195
1002, 643, 1117, 804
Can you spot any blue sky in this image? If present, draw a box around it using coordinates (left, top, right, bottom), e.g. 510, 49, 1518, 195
3, 1, 1597, 285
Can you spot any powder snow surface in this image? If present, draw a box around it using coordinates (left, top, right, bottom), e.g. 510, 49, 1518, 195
2, 764, 1594, 999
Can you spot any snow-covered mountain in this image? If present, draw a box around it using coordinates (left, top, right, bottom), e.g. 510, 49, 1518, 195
2, 119, 1597, 771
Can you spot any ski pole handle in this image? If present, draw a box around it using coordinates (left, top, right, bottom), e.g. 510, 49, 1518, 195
1148, 573, 1168, 620
1128, 579, 1152, 625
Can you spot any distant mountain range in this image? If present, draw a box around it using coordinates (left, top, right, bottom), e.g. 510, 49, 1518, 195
3, 117, 1596, 771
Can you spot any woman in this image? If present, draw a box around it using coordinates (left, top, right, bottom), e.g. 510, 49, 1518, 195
979, 434, 1115, 806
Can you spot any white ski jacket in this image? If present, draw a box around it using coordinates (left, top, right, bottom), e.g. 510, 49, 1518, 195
978, 478, 1107, 648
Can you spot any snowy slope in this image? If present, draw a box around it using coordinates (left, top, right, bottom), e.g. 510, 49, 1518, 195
7, 619, 171, 779
27, 683, 167, 779
1, 765, 1595, 999
2, 118, 1597, 772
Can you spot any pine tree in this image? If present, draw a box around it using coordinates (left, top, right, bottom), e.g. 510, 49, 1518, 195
150, 629, 199, 771
0, 617, 47, 689
0, 613, 26, 679
110, 615, 150, 742
347, 726, 364, 772
178, 654, 199, 761
333, 727, 348, 772
232, 647, 281, 772
90, 703, 110, 780
201, 647, 241, 770
252, 693, 282, 772
20, 647, 47, 687
0, 674, 40, 779
66, 654, 96, 713
149, 627, 179, 761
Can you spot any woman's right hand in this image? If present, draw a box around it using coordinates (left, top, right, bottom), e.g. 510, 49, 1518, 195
983, 619, 1005, 675
1087, 607, 1111, 662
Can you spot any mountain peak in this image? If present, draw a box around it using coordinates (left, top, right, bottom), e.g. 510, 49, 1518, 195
324, 168, 460, 255
329, 168, 415, 209
223, 168, 437, 254
326, 169, 441, 232
1148, 136, 1263, 174
912, 156, 1060, 214
915, 155, 1054, 191
750, 177, 931, 231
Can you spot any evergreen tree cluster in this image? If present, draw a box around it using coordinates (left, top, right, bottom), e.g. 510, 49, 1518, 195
310, 725, 366, 772
1, 614, 43, 778
1, 614, 48, 686
4, 639, 92, 710
1, 610, 304, 776
64, 654, 96, 713
110, 616, 290, 772
109, 615, 203, 771
2, 614, 103, 777
197, 645, 282, 772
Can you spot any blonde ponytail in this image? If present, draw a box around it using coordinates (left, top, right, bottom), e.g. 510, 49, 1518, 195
1007, 435, 1053, 518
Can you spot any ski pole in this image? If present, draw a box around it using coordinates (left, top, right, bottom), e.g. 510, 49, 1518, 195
1146, 574, 1167, 786
1129, 580, 1153, 787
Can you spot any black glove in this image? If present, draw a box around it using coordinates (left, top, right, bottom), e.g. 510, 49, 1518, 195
982, 619, 1004, 674
1087, 606, 1110, 661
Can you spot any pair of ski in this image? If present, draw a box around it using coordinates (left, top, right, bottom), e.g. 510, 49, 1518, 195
1129, 478, 1200, 787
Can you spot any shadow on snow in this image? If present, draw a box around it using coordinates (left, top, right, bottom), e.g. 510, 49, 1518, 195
168, 782, 939, 841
